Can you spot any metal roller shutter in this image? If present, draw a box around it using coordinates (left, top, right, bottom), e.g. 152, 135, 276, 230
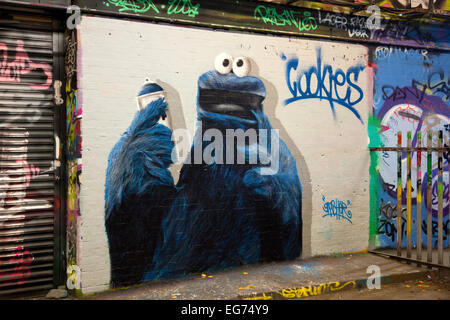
0, 9, 64, 297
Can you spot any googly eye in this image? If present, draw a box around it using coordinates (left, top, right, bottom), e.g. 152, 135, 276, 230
232, 57, 251, 77
214, 53, 233, 75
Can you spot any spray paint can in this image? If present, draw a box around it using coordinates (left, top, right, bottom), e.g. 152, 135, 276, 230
136, 78, 171, 128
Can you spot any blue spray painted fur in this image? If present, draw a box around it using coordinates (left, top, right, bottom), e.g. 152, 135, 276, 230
105, 70, 302, 287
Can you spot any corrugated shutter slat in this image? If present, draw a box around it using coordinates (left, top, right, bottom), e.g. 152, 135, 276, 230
0, 11, 58, 297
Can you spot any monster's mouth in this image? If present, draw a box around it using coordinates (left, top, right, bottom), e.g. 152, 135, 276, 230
198, 88, 264, 119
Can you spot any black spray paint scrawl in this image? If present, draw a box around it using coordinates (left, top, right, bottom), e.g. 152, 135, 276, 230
104, 53, 303, 287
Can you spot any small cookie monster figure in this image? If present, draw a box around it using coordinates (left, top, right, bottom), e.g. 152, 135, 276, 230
105, 54, 302, 287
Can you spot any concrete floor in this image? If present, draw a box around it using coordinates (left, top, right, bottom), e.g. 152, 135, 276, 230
78, 252, 437, 300
297, 274, 450, 300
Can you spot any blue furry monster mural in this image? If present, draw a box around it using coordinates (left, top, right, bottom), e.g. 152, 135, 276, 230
105, 54, 302, 287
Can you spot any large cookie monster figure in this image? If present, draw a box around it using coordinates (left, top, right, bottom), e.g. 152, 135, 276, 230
105, 54, 302, 287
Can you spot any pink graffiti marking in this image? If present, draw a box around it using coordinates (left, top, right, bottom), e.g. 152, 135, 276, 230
1, 160, 40, 210
0, 246, 34, 286
16, 160, 40, 188
0, 40, 52, 90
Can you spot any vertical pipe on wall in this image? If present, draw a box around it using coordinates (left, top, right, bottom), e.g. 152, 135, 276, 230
417, 132, 422, 262
397, 131, 403, 256
427, 131, 433, 264
437, 131, 443, 265
406, 131, 412, 260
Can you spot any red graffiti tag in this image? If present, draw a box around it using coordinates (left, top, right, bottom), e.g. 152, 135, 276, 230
0, 40, 52, 90
0, 246, 34, 286
392, 104, 421, 130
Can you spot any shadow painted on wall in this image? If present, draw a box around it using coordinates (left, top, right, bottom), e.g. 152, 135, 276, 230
157, 79, 187, 184
250, 58, 313, 259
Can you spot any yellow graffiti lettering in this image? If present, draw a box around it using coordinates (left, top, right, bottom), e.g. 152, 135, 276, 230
243, 293, 272, 300
279, 280, 356, 299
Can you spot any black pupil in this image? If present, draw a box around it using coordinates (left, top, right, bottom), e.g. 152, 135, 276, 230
223, 59, 229, 67
237, 59, 244, 67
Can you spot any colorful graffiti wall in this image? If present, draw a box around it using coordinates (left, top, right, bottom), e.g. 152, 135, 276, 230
74, 0, 450, 50
375, 0, 450, 10
65, 29, 82, 291
370, 46, 449, 249
77, 16, 370, 292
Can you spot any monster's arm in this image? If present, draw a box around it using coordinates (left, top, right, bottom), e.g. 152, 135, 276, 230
104, 98, 176, 287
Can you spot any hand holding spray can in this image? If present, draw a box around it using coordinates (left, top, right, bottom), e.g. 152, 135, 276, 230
136, 78, 181, 175
136, 78, 172, 129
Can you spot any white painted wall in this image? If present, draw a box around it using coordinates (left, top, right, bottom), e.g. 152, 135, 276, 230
78, 15, 371, 294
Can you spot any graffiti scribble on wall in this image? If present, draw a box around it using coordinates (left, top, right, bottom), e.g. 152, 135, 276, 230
65, 30, 82, 285
322, 196, 352, 224
89, 0, 450, 49
0, 40, 52, 90
0, 246, 34, 286
0, 38, 57, 291
377, 0, 448, 10
283, 48, 365, 124
104, 0, 160, 13
167, 0, 199, 17
104, 0, 200, 16
254, 5, 317, 31
371, 46, 450, 249
104, 54, 302, 287
377, 199, 407, 242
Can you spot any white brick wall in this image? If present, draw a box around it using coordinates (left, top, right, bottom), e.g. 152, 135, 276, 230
78, 15, 370, 294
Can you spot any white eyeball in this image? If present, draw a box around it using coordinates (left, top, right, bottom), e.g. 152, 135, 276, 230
232, 57, 251, 77
214, 53, 233, 74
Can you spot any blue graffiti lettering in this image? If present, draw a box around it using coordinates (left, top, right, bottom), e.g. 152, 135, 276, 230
283, 48, 365, 124
322, 195, 352, 224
